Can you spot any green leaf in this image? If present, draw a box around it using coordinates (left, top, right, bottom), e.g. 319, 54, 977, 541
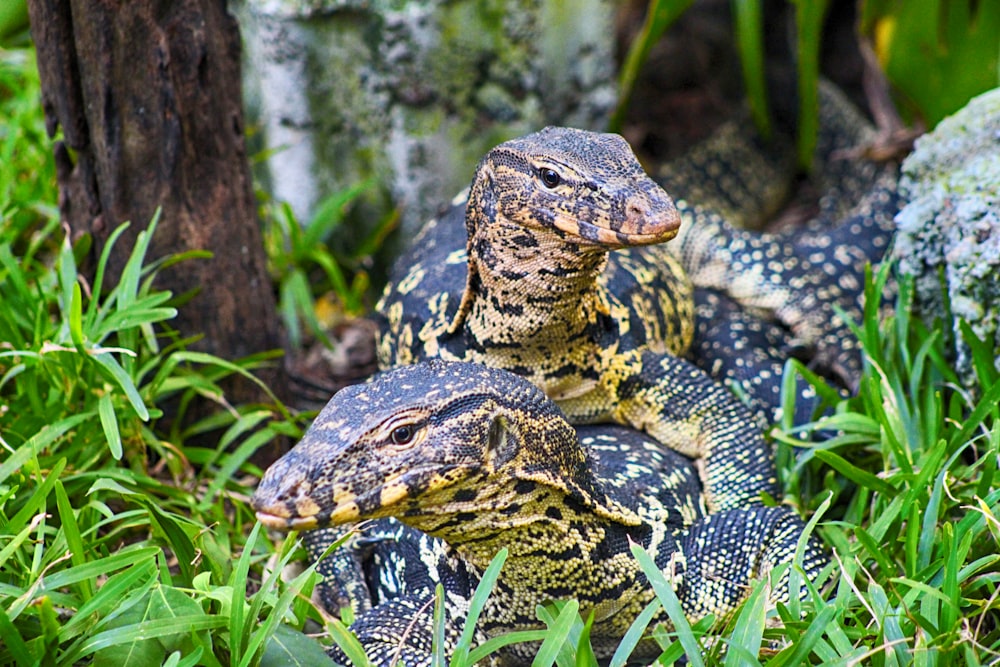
98, 392, 124, 460
432, 585, 448, 667
83, 614, 226, 662
723, 580, 766, 667
54, 478, 95, 601
85, 221, 132, 328
767, 604, 838, 667
327, 619, 374, 667
789, 0, 829, 168
137, 499, 198, 588
304, 179, 372, 250
877, 0, 1000, 125
948, 365, 1000, 450
0, 413, 91, 485
465, 630, 549, 665
229, 521, 259, 665
0, 605, 34, 665
260, 623, 337, 667
70, 280, 85, 349
91, 351, 150, 421
241, 547, 328, 667
44, 546, 163, 592
812, 449, 898, 496
854, 526, 896, 578
6, 457, 65, 534
609, 599, 660, 667
59, 558, 159, 644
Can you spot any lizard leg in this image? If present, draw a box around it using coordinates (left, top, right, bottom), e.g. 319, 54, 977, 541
667, 506, 827, 624
613, 350, 779, 512
305, 525, 375, 617
328, 595, 439, 667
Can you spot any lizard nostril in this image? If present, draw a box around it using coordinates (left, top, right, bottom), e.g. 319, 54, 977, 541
626, 201, 648, 229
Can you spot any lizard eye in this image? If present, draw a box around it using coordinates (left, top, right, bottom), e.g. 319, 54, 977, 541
538, 167, 561, 189
390, 425, 415, 445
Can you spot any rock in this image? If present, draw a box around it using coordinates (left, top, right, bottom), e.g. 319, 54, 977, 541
893, 87, 1000, 385
236, 0, 617, 236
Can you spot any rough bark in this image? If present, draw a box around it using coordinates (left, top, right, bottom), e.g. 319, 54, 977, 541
28, 0, 285, 409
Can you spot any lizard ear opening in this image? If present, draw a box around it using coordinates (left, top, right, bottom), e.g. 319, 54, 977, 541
486, 413, 517, 469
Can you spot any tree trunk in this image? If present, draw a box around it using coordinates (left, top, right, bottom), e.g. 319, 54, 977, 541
27, 1, 286, 414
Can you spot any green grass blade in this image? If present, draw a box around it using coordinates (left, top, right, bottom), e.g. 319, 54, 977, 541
767, 604, 838, 666
532, 600, 580, 667
451, 548, 507, 666
7, 457, 65, 534
76, 615, 228, 659
723, 578, 766, 667
812, 449, 897, 496
575, 612, 597, 667
609, 599, 660, 667
0, 605, 34, 665
948, 371, 1000, 449
327, 619, 374, 667
58, 559, 159, 643
731, 0, 769, 138
241, 550, 324, 667
609, 0, 695, 132
229, 521, 260, 665
465, 630, 549, 665
91, 351, 149, 421
0, 413, 91, 484
43, 546, 163, 591
432, 584, 448, 667
54, 479, 94, 601
630, 543, 704, 667
70, 281, 85, 349
84, 221, 131, 328
97, 392, 124, 460
790, 0, 830, 168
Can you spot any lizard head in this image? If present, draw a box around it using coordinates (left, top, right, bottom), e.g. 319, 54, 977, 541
252, 360, 613, 535
467, 126, 681, 249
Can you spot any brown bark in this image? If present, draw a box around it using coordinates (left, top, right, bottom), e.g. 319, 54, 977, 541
27, 1, 286, 412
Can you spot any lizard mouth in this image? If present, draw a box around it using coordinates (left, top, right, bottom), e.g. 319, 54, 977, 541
254, 499, 363, 531
550, 201, 682, 248
255, 511, 319, 531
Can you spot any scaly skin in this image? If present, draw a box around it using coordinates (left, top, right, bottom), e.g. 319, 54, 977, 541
253, 361, 826, 666
376, 127, 776, 514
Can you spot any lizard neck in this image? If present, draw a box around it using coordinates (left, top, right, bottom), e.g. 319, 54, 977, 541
462, 212, 611, 347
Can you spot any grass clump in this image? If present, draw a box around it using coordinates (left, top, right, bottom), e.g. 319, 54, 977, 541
0, 46, 326, 667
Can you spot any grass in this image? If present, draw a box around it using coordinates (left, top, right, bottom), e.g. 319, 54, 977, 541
2, 37, 999, 667
0, 47, 326, 667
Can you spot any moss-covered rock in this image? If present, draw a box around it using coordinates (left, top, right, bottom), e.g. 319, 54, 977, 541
893, 87, 1000, 385
238, 0, 616, 236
